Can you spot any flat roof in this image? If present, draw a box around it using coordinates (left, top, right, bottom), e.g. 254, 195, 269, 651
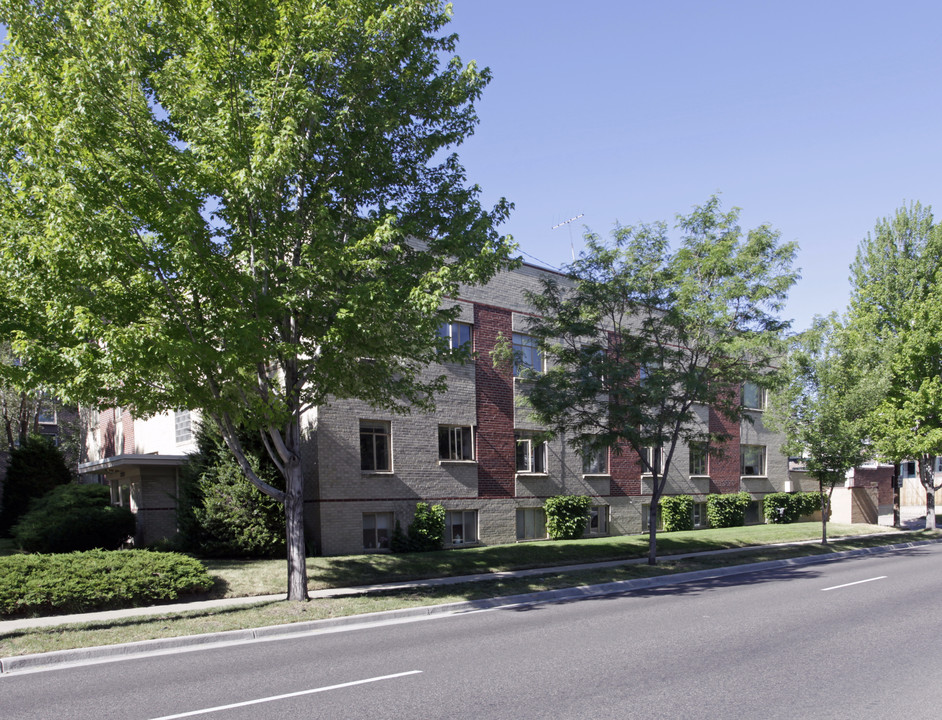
78, 454, 190, 474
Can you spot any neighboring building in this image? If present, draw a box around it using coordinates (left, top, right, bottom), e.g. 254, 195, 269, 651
79, 262, 790, 553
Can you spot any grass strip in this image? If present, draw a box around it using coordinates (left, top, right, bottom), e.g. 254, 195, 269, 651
2, 529, 936, 658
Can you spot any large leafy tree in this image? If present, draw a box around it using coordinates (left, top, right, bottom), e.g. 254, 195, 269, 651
870, 279, 942, 529
846, 203, 942, 528
524, 197, 798, 564
765, 314, 875, 543
0, 0, 513, 599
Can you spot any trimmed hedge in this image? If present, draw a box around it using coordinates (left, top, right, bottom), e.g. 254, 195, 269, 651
0, 550, 213, 618
763, 492, 821, 524
706, 492, 751, 528
661, 495, 694, 532
11, 484, 136, 553
544, 495, 591, 540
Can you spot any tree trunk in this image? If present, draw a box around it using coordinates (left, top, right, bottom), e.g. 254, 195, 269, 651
647, 501, 659, 566
921, 455, 937, 531
820, 478, 828, 545
284, 459, 309, 601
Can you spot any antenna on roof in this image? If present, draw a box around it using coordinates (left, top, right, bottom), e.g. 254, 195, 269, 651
551, 213, 584, 261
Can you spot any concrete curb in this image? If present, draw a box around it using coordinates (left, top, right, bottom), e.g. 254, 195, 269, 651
3, 537, 939, 675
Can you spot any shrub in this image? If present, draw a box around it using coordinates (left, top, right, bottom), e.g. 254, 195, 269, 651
661, 495, 694, 532
0, 435, 72, 536
176, 421, 285, 558
706, 492, 751, 528
11, 484, 135, 553
764, 491, 822, 523
544, 495, 591, 540
0, 549, 213, 617
391, 502, 445, 552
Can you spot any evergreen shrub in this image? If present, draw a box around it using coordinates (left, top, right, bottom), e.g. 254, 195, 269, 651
11, 484, 135, 553
0, 435, 72, 536
177, 421, 285, 558
0, 550, 213, 617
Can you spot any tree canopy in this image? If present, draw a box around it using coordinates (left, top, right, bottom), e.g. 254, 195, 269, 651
523, 196, 798, 564
765, 314, 875, 542
847, 202, 942, 528
0, 0, 514, 598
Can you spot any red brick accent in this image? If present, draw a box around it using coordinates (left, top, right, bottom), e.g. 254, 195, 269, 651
852, 466, 894, 505
474, 305, 515, 498
122, 410, 135, 454
709, 406, 741, 493
610, 442, 642, 496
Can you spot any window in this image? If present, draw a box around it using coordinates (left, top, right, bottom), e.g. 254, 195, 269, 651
740, 445, 766, 476
689, 442, 708, 476
582, 447, 608, 475
642, 446, 662, 475
175, 410, 192, 444
586, 505, 608, 535
512, 333, 543, 376
36, 407, 56, 425
903, 461, 917, 477
446, 510, 478, 545
438, 425, 474, 461
438, 321, 472, 351
741, 382, 766, 410
515, 432, 547, 473
516, 507, 546, 540
362, 512, 393, 549
641, 504, 663, 532
360, 421, 391, 472
692, 502, 708, 528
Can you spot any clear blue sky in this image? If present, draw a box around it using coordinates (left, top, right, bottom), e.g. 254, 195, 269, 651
446, 0, 942, 331
4, 2, 941, 332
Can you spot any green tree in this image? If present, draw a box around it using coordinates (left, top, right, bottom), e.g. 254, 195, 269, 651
0, 435, 72, 536
846, 203, 942, 528
0, 0, 513, 600
523, 196, 798, 564
870, 280, 942, 529
765, 315, 875, 543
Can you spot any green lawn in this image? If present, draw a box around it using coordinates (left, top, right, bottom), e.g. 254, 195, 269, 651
207, 522, 895, 598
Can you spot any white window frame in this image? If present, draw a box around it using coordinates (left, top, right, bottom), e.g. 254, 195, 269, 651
362, 512, 394, 550
360, 420, 392, 473
742, 382, 767, 410
582, 447, 609, 476
586, 505, 609, 535
642, 446, 663, 475
512, 333, 543, 376
445, 509, 478, 545
740, 444, 766, 477
692, 502, 708, 528
438, 321, 473, 351
689, 442, 708, 476
515, 432, 547, 474
516, 507, 547, 540
438, 425, 474, 462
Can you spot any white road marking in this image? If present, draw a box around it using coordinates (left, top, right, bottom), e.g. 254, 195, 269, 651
148, 670, 423, 719
821, 576, 887, 592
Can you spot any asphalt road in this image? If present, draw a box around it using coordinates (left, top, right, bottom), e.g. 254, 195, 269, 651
4, 544, 942, 719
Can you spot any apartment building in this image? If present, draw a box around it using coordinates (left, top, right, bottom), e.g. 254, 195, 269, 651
79, 261, 789, 553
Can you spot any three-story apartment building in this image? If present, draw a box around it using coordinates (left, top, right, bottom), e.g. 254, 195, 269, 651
79, 261, 789, 554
